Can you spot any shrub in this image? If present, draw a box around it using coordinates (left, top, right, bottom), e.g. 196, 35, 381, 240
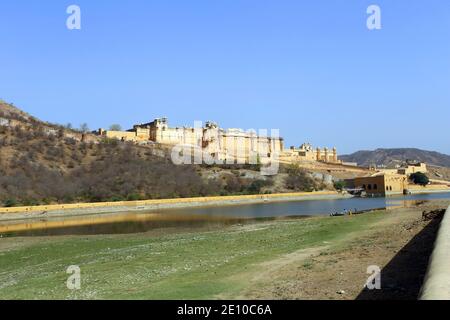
247, 179, 273, 194
4, 199, 17, 207
333, 180, 346, 191
127, 193, 142, 201
410, 172, 429, 186
285, 164, 318, 192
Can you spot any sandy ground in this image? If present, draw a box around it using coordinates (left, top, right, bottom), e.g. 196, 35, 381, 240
232, 200, 450, 300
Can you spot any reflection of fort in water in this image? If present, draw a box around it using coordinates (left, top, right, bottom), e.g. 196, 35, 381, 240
3, 192, 450, 237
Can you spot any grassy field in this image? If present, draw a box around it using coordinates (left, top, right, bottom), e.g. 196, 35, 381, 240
0, 212, 389, 299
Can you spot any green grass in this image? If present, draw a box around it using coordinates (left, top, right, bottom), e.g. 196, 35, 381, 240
0, 211, 387, 299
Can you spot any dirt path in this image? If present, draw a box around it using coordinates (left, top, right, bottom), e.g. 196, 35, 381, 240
234, 200, 449, 300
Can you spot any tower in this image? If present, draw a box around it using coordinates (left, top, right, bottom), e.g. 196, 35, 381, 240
332, 147, 338, 163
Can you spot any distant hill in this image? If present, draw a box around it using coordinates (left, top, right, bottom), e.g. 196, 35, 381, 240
340, 148, 450, 168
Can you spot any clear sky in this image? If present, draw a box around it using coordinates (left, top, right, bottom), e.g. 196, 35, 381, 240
1, 1, 449, 154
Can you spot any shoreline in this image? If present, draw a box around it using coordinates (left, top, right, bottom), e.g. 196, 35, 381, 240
1, 188, 449, 223
408, 188, 450, 195
0, 191, 352, 222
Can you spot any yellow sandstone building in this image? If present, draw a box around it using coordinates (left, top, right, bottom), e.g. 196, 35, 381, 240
98, 118, 285, 163
354, 173, 408, 196
354, 161, 429, 196
280, 143, 340, 163
97, 118, 341, 165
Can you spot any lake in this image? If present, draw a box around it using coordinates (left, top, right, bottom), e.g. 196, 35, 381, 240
1, 192, 450, 237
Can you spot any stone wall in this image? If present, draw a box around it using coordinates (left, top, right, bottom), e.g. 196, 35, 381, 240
420, 206, 450, 300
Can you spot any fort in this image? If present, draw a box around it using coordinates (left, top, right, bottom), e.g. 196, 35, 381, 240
280, 143, 340, 164
97, 118, 341, 165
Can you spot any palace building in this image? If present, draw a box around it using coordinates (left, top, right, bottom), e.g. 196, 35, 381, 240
97, 118, 284, 163
97, 118, 341, 165
280, 143, 340, 164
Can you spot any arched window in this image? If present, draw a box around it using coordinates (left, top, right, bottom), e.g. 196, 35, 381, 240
368, 184, 372, 190
363, 184, 366, 190
374, 184, 378, 190
386, 186, 389, 191
390, 186, 393, 191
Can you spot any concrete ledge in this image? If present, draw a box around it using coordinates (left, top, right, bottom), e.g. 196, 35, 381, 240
420, 205, 450, 300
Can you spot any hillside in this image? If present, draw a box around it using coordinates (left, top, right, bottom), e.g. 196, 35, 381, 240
340, 148, 450, 168
1, 100, 322, 207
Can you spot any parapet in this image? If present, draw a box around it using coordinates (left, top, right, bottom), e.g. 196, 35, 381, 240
420, 206, 450, 300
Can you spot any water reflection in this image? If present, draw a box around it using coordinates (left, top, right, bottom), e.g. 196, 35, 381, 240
0, 213, 254, 237
162, 192, 450, 218
1, 192, 449, 237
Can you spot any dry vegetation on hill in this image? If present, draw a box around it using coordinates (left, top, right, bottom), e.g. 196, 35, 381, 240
0, 101, 298, 207
0, 124, 278, 206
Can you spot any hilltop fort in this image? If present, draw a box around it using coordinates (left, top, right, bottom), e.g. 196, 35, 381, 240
97, 118, 341, 165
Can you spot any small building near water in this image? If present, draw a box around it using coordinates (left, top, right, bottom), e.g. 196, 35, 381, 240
354, 173, 408, 196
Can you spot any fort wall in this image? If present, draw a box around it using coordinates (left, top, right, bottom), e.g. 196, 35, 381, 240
98, 118, 285, 164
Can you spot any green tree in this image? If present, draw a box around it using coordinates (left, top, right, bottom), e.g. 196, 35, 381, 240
410, 172, 429, 186
333, 180, 346, 191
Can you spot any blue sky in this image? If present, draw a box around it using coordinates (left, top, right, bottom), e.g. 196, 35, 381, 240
1, 1, 449, 154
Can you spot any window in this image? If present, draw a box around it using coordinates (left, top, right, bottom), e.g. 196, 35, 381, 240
386, 186, 389, 191
363, 184, 366, 189
368, 184, 372, 190
374, 184, 378, 190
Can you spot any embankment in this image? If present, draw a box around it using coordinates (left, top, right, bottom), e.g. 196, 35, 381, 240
0, 191, 352, 221
407, 184, 450, 195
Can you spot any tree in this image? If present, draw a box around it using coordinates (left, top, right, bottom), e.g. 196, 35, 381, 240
247, 179, 273, 194
334, 180, 346, 191
4, 199, 17, 207
65, 123, 73, 130
79, 123, 89, 133
109, 124, 122, 131
410, 172, 429, 186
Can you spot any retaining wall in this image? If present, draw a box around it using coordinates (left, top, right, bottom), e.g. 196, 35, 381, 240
0, 191, 346, 216
420, 205, 450, 300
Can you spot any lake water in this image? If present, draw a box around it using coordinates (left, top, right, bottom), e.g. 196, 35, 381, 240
1, 192, 450, 237
162, 192, 450, 218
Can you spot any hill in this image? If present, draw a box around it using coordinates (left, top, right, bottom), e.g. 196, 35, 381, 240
340, 148, 450, 168
0, 100, 289, 207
